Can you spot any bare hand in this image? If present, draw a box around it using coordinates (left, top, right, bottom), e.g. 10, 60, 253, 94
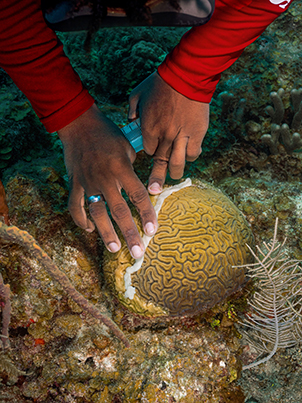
128, 72, 209, 194
57, 104, 157, 259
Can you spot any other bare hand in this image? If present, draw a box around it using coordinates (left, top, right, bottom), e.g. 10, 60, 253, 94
128, 72, 209, 194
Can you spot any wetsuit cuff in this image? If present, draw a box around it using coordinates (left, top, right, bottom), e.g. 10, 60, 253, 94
157, 63, 215, 103
40, 89, 95, 133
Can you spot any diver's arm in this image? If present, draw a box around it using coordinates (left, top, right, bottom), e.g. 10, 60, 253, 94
0, 0, 94, 132
158, 0, 291, 103
0, 0, 158, 257
130, 0, 292, 193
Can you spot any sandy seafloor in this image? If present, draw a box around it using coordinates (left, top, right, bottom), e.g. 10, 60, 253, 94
0, 1, 302, 402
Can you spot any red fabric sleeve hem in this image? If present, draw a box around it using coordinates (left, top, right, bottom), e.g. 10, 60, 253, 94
0, 0, 97, 134
40, 90, 95, 133
157, 0, 290, 104
157, 63, 215, 103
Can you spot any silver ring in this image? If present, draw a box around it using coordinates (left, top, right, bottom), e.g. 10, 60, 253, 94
87, 195, 103, 205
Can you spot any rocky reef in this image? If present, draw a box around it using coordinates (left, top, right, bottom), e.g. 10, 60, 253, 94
0, 2, 302, 402
0, 161, 246, 402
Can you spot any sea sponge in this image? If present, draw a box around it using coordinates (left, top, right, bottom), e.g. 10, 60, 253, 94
103, 179, 254, 317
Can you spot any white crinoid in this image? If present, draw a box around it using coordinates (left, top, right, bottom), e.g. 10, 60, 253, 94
235, 218, 302, 370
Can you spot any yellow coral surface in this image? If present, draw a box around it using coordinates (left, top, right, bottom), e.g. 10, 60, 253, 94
104, 181, 254, 317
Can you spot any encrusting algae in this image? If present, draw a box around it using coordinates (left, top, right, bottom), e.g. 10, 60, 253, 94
0, 221, 129, 348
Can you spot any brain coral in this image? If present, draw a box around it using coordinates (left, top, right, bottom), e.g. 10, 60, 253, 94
103, 179, 254, 317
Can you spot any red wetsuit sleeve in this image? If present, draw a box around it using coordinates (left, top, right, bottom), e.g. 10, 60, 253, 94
158, 0, 293, 103
0, 0, 95, 133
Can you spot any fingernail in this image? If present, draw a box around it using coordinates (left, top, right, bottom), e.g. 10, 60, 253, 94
85, 228, 94, 233
108, 242, 120, 253
131, 245, 144, 259
148, 182, 162, 194
145, 222, 156, 236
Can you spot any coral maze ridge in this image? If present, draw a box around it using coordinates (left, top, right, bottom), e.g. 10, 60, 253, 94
131, 186, 253, 316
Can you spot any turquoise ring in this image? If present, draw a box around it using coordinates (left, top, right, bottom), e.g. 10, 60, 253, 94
87, 195, 103, 205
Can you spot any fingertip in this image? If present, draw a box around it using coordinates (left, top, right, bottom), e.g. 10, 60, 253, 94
148, 182, 162, 195
144, 222, 157, 236
127, 111, 138, 122
85, 220, 95, 233
107, 242, 121, 253
127, 99, 139, 122
130, 244, 145, 259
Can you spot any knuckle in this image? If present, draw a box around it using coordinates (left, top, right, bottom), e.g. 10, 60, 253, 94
153, 157, 169, 167
165, 130, 177, 142
186, 155, 198, 162
169, 157, 184, 169
110, 202, 129, 222
129, 188, 148, 205
139, 209, 155, 223
88, 202, 105, 219
123, 227, 139, 241
109, 157, 129, 174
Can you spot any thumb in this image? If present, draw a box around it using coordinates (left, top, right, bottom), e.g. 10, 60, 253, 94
128, 93, 140, 121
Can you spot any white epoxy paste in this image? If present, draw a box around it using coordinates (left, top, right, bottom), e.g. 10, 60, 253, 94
124, 178, 192, 299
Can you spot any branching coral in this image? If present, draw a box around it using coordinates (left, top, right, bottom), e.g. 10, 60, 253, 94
0, 222, 130, 348
217, 91, 247, 121
261, 88, 302, 154
236, 218, 302, 370
265, 88, 285, 125
291, 88, 302, 131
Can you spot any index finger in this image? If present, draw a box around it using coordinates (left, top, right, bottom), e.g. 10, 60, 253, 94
146, 134, 174, 194
140, 113, 160, 156
121, 169, 158, 238
100, 187, 145, 259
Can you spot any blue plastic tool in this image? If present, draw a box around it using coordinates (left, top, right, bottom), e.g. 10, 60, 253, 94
121, 119, 144, 153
